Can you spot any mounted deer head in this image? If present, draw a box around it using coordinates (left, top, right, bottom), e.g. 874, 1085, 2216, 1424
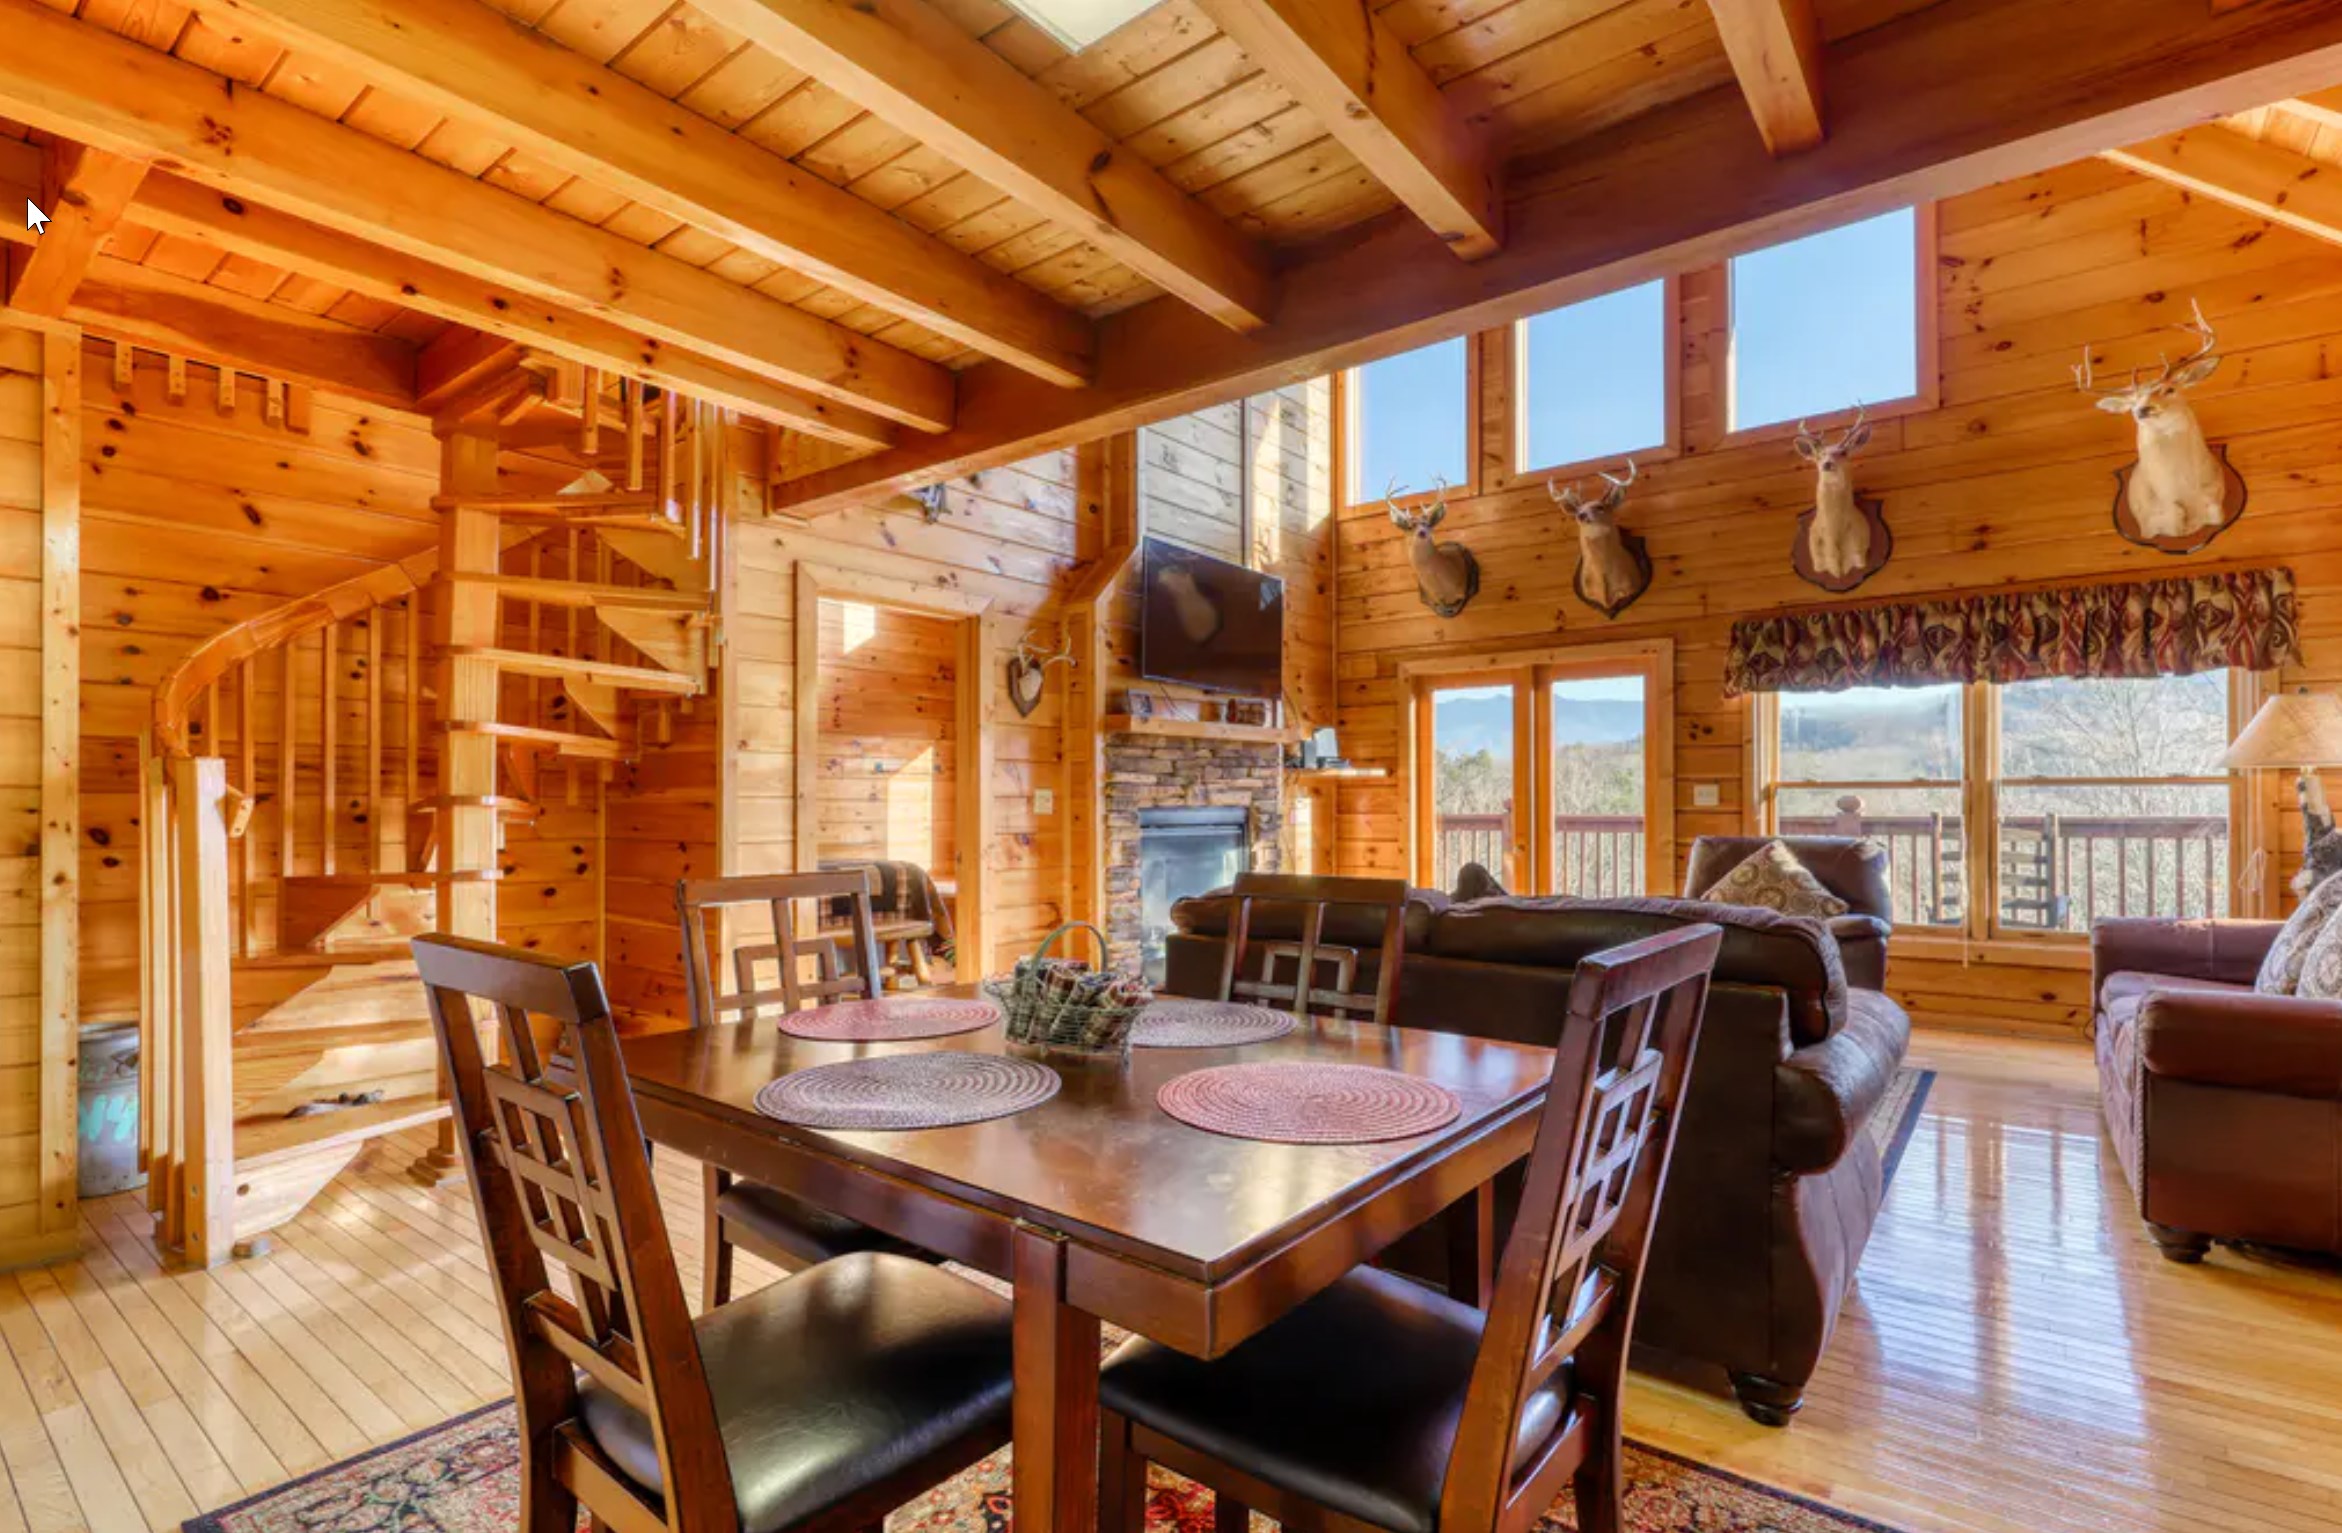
1793, 404, 1877, 582
1006, 632, 1075, 718
1386, 478, 1481, 619
2077, 299, 2235, 545
1549, 459, 1650, 619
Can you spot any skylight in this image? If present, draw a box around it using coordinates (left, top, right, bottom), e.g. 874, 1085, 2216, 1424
1003, 0, 1158, 51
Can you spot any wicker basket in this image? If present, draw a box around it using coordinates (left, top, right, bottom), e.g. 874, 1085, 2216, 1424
983, 923, 1152, 1065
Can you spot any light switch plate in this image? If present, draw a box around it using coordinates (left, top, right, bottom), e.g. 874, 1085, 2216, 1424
1692, 783, 1721, 808
1034, 787, 1056, 816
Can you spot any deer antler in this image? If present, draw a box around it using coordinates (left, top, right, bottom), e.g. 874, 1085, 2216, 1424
2149, 297, 2219, 387
1598, 458, 1639, 500
1014, 633, 1076, 670
1836, 403, 1870, 452
1547, 476, 1585, 512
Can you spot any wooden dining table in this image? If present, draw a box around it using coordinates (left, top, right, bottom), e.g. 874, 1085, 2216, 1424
619, 984, 1555, 1533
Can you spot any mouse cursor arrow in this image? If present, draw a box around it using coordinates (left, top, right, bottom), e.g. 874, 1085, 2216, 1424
25, 201, 48, 235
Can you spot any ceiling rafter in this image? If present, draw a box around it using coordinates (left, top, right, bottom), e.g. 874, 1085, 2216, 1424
1192, 0, 1501, 260
4, 141, 149, 317
693, 0, 1277, 332
1708, 0, 1827, 155
2104, 125, 2342, 249
126, 172, 898, 449
771, 0, 2342, 518
0, 0, 957, 434
208, 0, 1094, 388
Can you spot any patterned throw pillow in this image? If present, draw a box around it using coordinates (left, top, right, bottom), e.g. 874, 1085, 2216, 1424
2254, 871, 2342, 995
1700, 841, 1850, 920
2294, 903, 2342, 1001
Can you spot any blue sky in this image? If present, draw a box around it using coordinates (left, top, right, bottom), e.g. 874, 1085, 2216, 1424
1353, 207, 1919, 496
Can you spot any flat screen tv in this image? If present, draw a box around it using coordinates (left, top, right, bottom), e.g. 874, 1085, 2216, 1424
1138, 536, 1285, 698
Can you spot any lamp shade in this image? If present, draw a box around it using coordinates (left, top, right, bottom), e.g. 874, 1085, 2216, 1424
2223, 690, 2342, 770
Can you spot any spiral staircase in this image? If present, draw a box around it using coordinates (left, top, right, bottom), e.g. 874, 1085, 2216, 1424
139, 355, 727, 1264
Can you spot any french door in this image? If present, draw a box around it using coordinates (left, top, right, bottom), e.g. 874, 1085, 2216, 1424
1409, 642, 1673, 898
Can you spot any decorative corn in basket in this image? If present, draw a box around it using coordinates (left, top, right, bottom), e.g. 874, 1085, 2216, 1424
984, 923, 1153, 1065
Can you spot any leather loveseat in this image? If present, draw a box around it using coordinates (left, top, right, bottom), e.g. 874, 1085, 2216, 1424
2090, 918, 2342, 1260
1164, 836, 1912, 1425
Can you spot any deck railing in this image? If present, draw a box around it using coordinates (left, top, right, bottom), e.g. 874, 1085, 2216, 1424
1432, 805, 2228, 929
1429, 811, 1645, 897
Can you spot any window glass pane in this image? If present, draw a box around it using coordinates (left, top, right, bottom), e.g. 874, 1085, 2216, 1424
1552, 676, 1645, 897
1430, 684, 1513, 891
1778, 684, 1962, 781
1999, 673, 2229, 777
1730, 208, 1919, 431
1352, 338, 1468, 500
1777, 786, 1965, 927
1520, 282, 1667, 472
1998, 784, 2229, 931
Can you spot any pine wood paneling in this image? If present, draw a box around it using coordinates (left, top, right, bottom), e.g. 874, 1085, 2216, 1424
1332, 165, 2342, 1035
76, 345, 441, 1027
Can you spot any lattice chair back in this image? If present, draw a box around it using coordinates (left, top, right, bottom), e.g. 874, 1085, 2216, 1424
1439, 922, 1720, 1533
676, 871, 884, 1024
412, 934, 736, 1533
1217, 873, 1410, 1025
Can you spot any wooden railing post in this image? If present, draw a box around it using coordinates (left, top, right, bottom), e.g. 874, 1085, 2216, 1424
137, 731, 178, 1235
169, 753, 235, 1266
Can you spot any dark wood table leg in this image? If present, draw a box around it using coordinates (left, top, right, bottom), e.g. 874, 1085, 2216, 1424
1012, 1222, 1101, 1533
1444, 1180, 1496, 1309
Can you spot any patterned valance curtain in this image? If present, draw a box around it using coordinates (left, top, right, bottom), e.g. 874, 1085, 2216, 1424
1723, 567, 2300, 696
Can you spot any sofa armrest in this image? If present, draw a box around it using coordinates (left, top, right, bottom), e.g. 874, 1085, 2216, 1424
1826, 915, 1890, 990
2139, 989, 2342, 1099
2091, 918, 2281, 1008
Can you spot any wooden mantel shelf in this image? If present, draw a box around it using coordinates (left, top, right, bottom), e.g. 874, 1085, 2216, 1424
1103, 714, 1308, 745
1288, 766, 1389, 782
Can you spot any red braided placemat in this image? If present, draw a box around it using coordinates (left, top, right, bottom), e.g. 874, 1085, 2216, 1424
1155, 1062, 1462, 1144
1131, 999, 1297, 1049
777, 995, 1002, 1042
753, 1053, 1059, 1131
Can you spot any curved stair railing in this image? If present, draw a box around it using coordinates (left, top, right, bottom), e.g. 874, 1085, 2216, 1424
140, 367, 723, 1264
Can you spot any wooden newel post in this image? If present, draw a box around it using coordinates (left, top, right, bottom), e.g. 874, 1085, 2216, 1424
411, 426, 503, 1186
169, 754, 235, 1265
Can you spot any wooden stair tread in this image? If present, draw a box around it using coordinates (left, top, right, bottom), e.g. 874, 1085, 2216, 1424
451, 573, 705, 611
468, 721, 627, 760
282, 870, 502, 889
234, 1097, 449, 1168
431, 490, 659, 512
235, 944, 416, 970
450, 647, 699, 694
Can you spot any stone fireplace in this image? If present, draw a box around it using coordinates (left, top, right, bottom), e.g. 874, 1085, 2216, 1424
1104, 737, 1282, 983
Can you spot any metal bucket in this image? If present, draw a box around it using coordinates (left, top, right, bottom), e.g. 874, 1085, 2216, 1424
77, 1023, 145, 1198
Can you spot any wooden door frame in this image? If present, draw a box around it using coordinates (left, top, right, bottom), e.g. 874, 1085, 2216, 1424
794, 563, 994, 984
1400, 638, 1674, 896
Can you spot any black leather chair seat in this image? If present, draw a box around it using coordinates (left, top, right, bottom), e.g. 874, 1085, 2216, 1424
1099, 1268, 1566, 1533
578, 1253, 1012, 1533
718, 1177, 934, 1267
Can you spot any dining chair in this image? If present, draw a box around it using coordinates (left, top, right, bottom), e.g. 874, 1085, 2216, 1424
676, 872, 936, 1306
1099, 922, 1723, 1533
410, 934, 1015, 1533
1216, 873, 1411, 1024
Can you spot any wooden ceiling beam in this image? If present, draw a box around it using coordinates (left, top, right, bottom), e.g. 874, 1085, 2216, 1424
67, 256, 418, 408
5, 141, 148, 316
693, 0, 1276, 332
208, 0, 1093, 387
128, 172, 898, 449
1708, 0, 1827, 155
1192, 0, 1500, 259
0, 0, 955, 435
773, 0, 2342, 517
2103, 126, 2342, 250
2273, 84, 2342, 134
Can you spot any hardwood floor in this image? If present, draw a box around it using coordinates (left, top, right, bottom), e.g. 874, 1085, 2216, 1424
4, 1031, 2338, 1533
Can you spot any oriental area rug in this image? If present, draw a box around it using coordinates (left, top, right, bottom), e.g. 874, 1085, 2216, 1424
184, 1071, 1938, 1533
183, 1401, 1913, 1533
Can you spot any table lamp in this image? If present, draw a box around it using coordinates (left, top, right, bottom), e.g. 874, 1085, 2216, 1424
2223, 687, 2342, 890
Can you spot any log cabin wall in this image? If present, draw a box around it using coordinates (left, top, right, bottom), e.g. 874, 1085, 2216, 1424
0, 319, 78, 1266
1331, 160, 2342, 1039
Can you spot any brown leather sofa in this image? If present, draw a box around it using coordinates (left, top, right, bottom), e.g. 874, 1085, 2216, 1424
2090, 918, 2342, 1261
1164, 836, 1912, 1426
